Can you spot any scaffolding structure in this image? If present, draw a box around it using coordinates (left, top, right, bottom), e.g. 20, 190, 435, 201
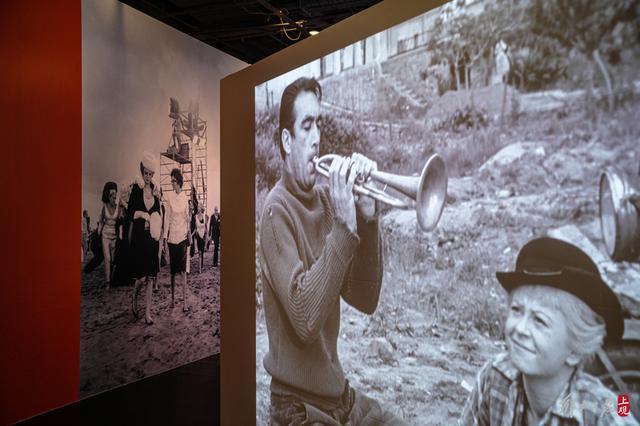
160, 98, 207, 211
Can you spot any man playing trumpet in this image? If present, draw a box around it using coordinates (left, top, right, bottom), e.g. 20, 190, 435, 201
259, 77, 405, 425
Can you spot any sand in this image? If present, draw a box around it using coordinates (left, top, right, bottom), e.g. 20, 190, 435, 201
80, 246, 220, 398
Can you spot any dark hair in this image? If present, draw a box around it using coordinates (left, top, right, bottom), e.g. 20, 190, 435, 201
170, 168, 184, 188
278, 77, 322, 158
101, 181, 118, 204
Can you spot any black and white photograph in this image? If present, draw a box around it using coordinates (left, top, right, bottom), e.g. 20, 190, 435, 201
255, 0, 640, 423
80, 0, 244, 397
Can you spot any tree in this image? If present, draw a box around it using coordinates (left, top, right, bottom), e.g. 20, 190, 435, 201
530, 0, 639, 110
430, 0, 520, 129
506, 34, 569, 92
461, 1, 518, 85
428, 13, 469, 92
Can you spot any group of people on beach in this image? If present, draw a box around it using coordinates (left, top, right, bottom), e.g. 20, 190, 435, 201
82, 151, 221, 325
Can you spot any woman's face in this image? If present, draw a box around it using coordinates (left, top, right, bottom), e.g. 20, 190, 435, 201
171, 176, 180, 193
505, 286, 576, 378
142, 166, 154, 185
108, 189, 117, 206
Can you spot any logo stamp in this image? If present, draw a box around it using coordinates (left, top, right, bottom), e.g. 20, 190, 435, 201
618, 394, 630, 417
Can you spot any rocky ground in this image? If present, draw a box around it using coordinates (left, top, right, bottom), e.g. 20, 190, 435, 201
255, 87, 640, 424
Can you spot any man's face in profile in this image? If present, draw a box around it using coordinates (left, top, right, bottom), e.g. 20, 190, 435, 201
287, 90, 321, 191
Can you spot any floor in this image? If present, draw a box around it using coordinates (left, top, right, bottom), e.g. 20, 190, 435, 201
18, 355, 219, 425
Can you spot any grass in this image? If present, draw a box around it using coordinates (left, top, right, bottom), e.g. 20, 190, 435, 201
381, 228, 508, 340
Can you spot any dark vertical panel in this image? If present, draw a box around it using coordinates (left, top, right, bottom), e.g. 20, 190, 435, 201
0, 1, 81, 424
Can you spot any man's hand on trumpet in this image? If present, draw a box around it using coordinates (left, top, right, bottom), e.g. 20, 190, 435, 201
329, 155, 357, 233
329, 153, 378, 233
350, 152, 377, 220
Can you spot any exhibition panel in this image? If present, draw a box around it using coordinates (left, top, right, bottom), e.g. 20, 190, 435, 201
223, 0, 640, 424
81, 0, 245, 398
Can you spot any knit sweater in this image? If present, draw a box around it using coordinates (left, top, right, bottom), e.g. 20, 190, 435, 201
259, 169, 383, 407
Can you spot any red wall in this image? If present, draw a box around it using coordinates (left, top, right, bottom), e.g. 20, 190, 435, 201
0, 1, 80, 424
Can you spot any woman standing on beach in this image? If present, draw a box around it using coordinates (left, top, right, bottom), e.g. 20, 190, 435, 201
81, 210, 90, 261
128, 152, 162, 325
194, 205, 208, 274
97, 181, 120, 288
162, 168, 191, 312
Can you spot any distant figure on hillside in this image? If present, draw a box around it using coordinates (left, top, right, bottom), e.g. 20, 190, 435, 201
493, 38, 510, 85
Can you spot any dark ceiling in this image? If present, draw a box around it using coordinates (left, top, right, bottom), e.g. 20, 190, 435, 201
120, 0, 383, 64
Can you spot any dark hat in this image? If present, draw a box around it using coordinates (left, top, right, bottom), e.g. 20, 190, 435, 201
496, 237, 624, 342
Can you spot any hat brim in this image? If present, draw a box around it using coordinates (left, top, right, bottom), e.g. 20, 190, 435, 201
496, 267, 624, 342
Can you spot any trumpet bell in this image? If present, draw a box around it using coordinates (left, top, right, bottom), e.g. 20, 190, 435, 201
417, 154, 447, 231
370, 153, 447, 231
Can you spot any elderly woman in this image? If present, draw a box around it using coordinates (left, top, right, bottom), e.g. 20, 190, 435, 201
97, 181, 120, 288
128, 152, 162, 325
460, 237, 637, 426
162, 168, 190, 312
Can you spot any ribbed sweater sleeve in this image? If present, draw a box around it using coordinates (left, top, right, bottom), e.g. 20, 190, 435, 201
260, 198, 359, 345
341, 214, 383, 314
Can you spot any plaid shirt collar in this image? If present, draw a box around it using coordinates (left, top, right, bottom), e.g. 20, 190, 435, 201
491, 353, 584, 425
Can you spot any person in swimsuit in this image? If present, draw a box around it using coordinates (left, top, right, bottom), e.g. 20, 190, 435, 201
97, 181, 120, 288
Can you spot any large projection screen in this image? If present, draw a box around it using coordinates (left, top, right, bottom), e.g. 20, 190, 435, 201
223, 0, 640, 424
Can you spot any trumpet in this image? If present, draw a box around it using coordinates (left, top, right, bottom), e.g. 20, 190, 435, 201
313, 153, 447, 231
